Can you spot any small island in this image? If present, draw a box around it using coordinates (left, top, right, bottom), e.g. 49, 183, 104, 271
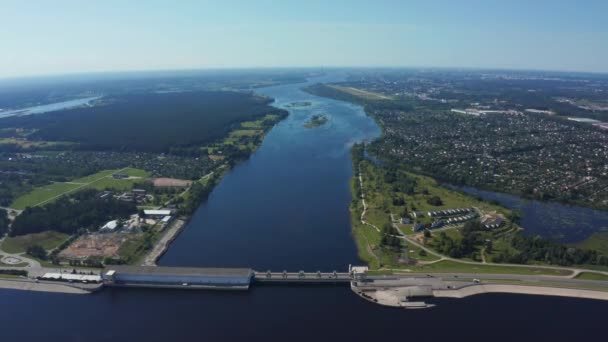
303, 114, 328, 128
286, 101, 312, 108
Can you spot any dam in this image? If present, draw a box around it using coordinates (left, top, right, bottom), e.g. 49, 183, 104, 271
100, 265, 366, 290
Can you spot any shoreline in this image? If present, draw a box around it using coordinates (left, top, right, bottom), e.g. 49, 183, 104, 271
142, 218, 186, 266
434, 283, 608, 301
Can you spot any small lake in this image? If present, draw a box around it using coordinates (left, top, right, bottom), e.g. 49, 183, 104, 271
455, 185, 608, 243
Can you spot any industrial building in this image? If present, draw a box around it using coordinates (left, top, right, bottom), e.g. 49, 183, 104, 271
102, 266, 253, 290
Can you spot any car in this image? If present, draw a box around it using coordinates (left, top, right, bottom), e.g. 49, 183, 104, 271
182, 283, 189, 286
473, 279, 481, 283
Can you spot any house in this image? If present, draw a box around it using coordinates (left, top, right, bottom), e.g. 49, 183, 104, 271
412, 223, 425, 232
431, 220, 444, 229
483, 218, 504, 229
411, 211, 424, 218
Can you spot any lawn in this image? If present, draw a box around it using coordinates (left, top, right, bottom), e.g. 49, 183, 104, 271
407, 260, 573, 276
575, 272, 608, 281
1, 231, 70, 253
11, 182, 81, 209
574, 232, 608, 255
84, 177, 147, 191
71, 169, 119, 184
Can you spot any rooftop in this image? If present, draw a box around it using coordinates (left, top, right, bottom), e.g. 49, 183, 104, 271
104, 266, 253, 278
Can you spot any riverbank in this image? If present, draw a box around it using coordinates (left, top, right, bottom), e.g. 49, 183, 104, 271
142, 219, 186, 266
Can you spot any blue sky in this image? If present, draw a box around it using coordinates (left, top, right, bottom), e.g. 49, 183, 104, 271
1, 0, 607, 78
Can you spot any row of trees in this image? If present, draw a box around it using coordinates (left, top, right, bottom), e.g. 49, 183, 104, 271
494, 235, 608, 267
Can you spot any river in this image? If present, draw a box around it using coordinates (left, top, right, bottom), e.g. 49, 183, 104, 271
1, 76, 607, 341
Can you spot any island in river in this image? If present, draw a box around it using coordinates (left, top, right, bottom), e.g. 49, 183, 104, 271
303, 114, 328, 128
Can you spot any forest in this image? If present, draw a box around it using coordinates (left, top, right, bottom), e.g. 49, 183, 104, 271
0, 91, 286, 152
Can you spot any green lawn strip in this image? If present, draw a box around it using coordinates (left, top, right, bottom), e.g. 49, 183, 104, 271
1, 231, 70, 254
405, 260, 573, 276
11, 182, 82, 209
0, 274, 23, 279
71, 169, 119, 184
575, 272, 608, 281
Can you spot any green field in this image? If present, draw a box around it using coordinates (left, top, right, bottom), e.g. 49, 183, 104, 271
1, 231, 69, 254
10, 168, 150, 209
575, 272, 608, 281
11, 182, 82, 209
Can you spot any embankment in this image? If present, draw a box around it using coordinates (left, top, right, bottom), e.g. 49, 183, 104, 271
434, 284, 608, 301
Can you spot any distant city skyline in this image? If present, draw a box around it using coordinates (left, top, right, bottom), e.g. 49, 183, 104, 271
1, 0, 607, 78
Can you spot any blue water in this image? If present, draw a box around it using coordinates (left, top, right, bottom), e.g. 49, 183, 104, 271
455, 185, 608, 243
160, 74, 380, 271
1, 76, 607, 342
0, 96, 101, 117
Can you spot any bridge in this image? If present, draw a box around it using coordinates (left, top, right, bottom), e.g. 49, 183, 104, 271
252, 270, 353, 284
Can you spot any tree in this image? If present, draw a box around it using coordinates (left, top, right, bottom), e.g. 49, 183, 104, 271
0, 209, 9, 237
423, 229, 432, 238
26, 245, 47, 260
485, 240, 493, 254
418, 249, 427, 257
426, 196, 443, 206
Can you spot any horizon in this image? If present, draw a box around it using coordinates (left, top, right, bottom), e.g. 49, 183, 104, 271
1, 64, 607, 84
2, 0, 608, 78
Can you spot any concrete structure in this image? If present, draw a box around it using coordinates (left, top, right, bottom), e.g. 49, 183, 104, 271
143, 209, 172, 217
100, 220, 118, 232
41, 272, 102, 283
102, 266, 253, 290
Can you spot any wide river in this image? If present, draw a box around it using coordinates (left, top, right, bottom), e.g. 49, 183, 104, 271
1, 76, 607, 341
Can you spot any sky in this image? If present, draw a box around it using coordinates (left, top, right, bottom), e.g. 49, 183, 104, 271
1, 0, 607, 78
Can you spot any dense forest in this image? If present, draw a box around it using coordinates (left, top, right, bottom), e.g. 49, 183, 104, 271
1, 91, 286, 152
10, 189, 136, 236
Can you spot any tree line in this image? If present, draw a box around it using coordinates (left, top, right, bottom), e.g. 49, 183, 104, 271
10, 189, 136, 236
